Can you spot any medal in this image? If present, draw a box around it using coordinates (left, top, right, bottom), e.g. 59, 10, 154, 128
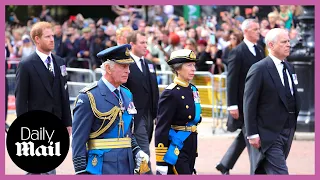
174, 147, 180, 156
92, 156, 98, 167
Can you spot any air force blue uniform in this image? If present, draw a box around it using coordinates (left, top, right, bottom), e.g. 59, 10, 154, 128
72, 44, 141, 175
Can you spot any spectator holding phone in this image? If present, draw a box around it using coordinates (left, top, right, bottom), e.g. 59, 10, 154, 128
17, 34, 35, 58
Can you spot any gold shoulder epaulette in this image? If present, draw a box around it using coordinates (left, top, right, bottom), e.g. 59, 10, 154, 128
166, 83, 177, 90
79, 81, 98, 93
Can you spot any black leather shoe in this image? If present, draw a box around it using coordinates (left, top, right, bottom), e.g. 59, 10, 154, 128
216, 163, 230, 175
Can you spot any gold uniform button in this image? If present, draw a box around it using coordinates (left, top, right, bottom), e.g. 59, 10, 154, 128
177, 87, 180, 90
186, 105, 189, 109
181, 96, 185, 99
188, 115, 192, 119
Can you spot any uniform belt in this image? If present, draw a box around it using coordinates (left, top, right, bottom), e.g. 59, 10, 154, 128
171, 125, 197, 132
87, 137, 131, 150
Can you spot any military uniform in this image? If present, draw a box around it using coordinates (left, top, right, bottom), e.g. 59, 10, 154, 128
72, 44, 143, 175
155, 49, 202, 174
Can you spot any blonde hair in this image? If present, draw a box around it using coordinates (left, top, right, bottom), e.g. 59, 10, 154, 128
268, 12, 278, 19
30, 21, 53, 43
116, 26, 133, 38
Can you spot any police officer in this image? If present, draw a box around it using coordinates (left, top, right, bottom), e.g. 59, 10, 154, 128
72, 44, 149, 175
155, 49, 202, 175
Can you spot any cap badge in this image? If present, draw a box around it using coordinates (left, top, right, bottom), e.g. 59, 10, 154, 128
125, 48, 130, 56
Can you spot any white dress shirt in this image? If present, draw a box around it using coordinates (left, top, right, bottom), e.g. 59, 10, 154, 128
130, 52, 144, 72
269, 54, 294, 95
243, 38, 257, 56
36, 49, 55, 75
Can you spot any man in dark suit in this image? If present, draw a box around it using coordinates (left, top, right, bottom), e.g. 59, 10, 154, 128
124, 31, 159, 174
216, 19, 265, 174
244, 28, 300, 174
15, 21, 72, 174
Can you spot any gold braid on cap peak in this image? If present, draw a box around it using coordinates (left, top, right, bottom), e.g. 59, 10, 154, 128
114, 58, 134, 63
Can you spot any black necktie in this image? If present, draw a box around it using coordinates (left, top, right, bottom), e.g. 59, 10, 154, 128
46, 56, 54, 76
140, 59, 147, 76
114, 89, 120, 98
254, 45, 262, 60
281, 62, 292, 97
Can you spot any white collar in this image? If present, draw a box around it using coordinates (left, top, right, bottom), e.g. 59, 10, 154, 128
130, 52, 144, 64
36, 48, 52, 62
243, 38, 256, 48
101, 76, 120, 93
269, 53, 284, 66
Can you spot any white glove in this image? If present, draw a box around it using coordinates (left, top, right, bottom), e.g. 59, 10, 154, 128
156, 166, 168, 175
135, 150, 150, 167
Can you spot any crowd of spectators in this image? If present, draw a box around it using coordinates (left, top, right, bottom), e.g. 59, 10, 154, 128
5, 5, 304, 77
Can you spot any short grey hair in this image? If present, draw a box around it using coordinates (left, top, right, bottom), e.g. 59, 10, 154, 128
170, 63, 183, 76
265, 28, 289, 49
241, 19, 258, 32
100, 60, 116, 75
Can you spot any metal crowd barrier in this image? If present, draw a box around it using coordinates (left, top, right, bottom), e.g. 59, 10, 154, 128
6, 58, 21, 74
67, 81, 92, 102
77, 58, 93, 70
66, 67, 96, 102
6, 61, 229, 133
94, 68, 103, 81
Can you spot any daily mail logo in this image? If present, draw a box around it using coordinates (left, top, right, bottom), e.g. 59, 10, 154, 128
6, 111, 69, 174
15, 127, 61, 157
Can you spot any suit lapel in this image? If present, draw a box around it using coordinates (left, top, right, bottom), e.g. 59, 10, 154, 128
241, 42, 264, 62
31, 53, 53, 97
284, 61, 297, 94
131, 56, 145, 76
52, 55, 62, 77
98, 79, 120, 107
284, 61, 301, 114
257, 45, 265, 59
130, 61, 148, 91
266, 57, 288, 110
52, 55, 68, 99
146, 60, 157, 95
241, 42, 255, 59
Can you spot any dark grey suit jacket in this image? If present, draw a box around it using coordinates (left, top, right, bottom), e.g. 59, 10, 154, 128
227, 41, 265, 132
15, 52, 72, 127
243, 56, 301, 173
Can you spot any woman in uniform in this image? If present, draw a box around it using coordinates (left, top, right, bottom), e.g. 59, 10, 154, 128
155, 49, 202, 175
